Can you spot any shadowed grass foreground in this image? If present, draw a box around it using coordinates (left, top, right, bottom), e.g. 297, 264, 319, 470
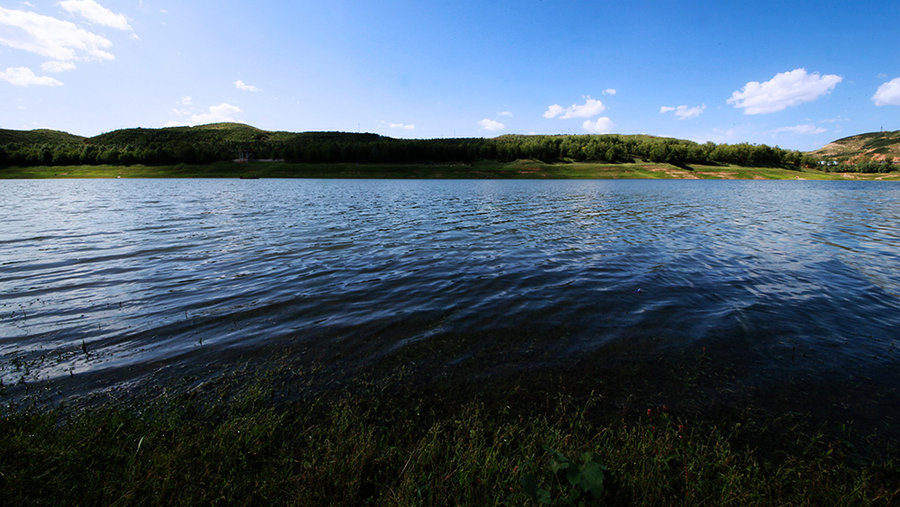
1, 366, 898, 505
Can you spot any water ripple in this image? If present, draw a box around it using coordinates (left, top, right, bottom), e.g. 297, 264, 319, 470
0, 179, 898, 407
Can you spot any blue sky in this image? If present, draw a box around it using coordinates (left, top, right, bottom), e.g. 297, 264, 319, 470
1, 0, 898, 151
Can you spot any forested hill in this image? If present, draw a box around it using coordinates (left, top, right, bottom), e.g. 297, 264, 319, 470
808, 130, 900, 164
89, 123, 381, 146
1, 122, 817, 168
0, 128, 85, 145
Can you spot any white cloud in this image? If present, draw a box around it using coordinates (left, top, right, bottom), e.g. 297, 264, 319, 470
190, 103, 242, 124
388, 122, 415, 130
543, 97, 606, 119
872, 77, 900, 106
582, 117, 614, 134
167, 103, 242, 127
235, 79, 261, 92
0, 66, 63, 86
59, 0, 132, 31
772, 124, 827, 135
727, 68, 842, 114
543, 104, 564, 119
166, 99, 244, 127
660, 104, 706, 120
497, 111, 513, 117
41, 60, 76, 72
0, 7, 114, 61
478, 118, 505, 131
603, 88, 616, 95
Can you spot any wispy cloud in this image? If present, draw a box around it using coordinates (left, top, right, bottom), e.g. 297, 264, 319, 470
478, 118, 505, 131
41, 60, 76, 72
772, 124, 827, 135
0, 6, 114, 65
603, 88, 616, 95
544, 97, 606, 119
190, 103, 242, 124
0, 66, 63, 86
727, 68, 842, 114
660, 104, 706, 120
872, 77, 900, 106
235, 79, 261, 92
497, 111, 513, 117
59, 0, 132, 31
387, 122, 415, 130
582, 117, 614, 133
165, 102, 243, 127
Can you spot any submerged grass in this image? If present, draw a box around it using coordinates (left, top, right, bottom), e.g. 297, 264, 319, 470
1, 366, 897, 505
2, 160, 898, 180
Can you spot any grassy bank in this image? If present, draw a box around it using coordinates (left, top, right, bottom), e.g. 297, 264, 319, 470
2, 366, 898, 505
2, 160, 899, 180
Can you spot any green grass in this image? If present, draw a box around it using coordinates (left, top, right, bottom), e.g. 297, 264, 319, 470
1, 366, 897, 505
2, 160, 899, 180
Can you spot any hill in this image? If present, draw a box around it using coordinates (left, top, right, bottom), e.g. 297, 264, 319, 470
89, 123, 382, 146
0, 128, 85, 145
0, 122, 821, 169
809, 130, 900, 163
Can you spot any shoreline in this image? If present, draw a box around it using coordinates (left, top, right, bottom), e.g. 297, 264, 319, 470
2, 160, 900, 180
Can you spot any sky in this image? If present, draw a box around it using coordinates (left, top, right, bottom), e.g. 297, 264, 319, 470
1, 0, 898, 151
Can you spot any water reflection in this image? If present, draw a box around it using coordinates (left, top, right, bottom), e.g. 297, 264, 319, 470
0, 179, 898, 417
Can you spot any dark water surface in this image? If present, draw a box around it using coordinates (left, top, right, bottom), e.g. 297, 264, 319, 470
2, 179, 899, 430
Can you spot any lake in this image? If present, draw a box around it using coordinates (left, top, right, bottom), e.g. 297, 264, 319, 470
1, 179, 899, 434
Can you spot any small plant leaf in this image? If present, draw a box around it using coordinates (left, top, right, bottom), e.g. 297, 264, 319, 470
521, 474, 552, 504
578, 461, 606, 498
544, 446, 572, 474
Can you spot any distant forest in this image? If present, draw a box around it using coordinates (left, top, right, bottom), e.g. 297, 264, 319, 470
0, 123, 820, 168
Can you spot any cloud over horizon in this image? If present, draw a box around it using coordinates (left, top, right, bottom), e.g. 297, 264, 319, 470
543, 97, 606, 119
165, 103, 243, 127
478, 118, 505, 131
660, 104, 706, 120
872, 77, 900, 106
582, 117, 614, 133
727, 68, 842, 114
772, 124, 827, 135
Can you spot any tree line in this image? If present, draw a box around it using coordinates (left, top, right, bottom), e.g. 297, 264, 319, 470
0, 133, 823, 168
818, 159, 897, 173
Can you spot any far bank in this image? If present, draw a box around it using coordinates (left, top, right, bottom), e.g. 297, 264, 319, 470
2, 160, 899, 180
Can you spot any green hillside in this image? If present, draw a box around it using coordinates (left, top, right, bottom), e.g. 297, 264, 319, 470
4, 122, 888, 172
809, 130, 900, 163
89, 123, 381, 146
0, 128, 85, 145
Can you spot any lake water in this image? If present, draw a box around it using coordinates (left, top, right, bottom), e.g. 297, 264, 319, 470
1, 179, 899, 431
